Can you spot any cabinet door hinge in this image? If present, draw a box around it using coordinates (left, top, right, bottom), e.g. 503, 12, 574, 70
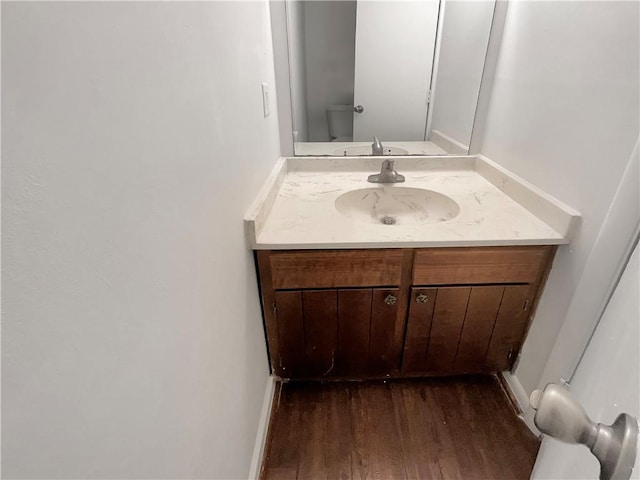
508, 348, 523, 371
522, 299, 530, 311
272, 302, 277, 316
426, 90, 432, 104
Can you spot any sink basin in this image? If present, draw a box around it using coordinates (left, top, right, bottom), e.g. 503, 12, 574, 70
333, 145, 409, 156
335, 187, 460, 225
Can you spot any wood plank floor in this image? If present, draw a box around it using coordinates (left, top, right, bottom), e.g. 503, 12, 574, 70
260, 376, 539, 480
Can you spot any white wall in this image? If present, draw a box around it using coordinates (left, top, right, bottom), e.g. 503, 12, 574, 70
285, 0, 309, 143
429, 0, 495, 148
480, 1, 639, 400
304, 1, 356, 142
2, 2, 280, 478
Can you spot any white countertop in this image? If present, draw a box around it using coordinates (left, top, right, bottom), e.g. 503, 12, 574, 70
294, 141, 448, 156
245, 156, 580, 250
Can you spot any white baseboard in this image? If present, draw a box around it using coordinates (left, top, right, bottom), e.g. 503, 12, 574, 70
501, 371, 540, 434
501, 371, 529, 411
248, 375, 276, 480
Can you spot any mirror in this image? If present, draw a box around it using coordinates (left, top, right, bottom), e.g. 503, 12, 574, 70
281, 0, 496, 156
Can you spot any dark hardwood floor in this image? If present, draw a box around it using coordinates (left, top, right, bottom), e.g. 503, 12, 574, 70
260, 376, 539, 480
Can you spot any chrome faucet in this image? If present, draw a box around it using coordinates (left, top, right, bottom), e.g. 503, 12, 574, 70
367, 159, 405, 183
372, 136, 384, 155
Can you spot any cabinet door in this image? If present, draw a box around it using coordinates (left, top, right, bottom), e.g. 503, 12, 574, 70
403, 285, 535, 375
403, 287, 471, 373
369, 288, 403, 374
402, 288, 437, 372
423, 287, 471, 373
274, 290, 338, 378
302, 290, 338, 377
336, 288, 403, 376
274, 288, 402, 379
483, 285, 534, 372
453, 286, 504, 373
273, 290, 307, 378
336, 289, 372, 376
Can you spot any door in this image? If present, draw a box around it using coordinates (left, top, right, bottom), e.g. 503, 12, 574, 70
352, 0, 440, 142
532, 243, 639, 478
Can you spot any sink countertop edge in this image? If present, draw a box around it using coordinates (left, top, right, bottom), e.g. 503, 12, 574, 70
246, 155, 581, 250
244, 157, 287, 248
251, 237, 570, 251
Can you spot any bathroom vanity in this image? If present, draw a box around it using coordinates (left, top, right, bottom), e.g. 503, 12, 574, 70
256, 245, 555, 379
246, 156, 579, 381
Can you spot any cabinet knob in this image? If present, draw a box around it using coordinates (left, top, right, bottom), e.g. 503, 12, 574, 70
416, 293, 429, 303
384, 294, 397, 305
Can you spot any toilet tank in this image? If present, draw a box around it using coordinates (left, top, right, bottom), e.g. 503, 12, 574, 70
326, 105, 353, 140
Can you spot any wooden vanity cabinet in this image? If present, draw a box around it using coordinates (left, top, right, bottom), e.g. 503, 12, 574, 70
256, 249, 412, 379
402, 285, 534, 375
402, 246, 555, 375
256, 246, 555, 381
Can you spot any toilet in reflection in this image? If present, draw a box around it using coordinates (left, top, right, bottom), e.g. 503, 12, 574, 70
326, 104, 353, 142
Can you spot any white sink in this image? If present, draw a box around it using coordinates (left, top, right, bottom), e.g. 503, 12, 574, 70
335, 187, 460, 226
333, 145, 409, 156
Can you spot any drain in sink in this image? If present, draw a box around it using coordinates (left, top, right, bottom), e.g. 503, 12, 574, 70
380, 216, 396, 225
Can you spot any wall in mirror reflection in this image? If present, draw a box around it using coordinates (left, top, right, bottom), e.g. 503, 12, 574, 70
283, 0, 496, 156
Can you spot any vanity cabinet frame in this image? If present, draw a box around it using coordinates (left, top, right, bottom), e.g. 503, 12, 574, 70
255, 246, 556, 381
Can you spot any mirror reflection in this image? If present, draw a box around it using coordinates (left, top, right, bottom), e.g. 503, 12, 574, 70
285, 0, 496, 156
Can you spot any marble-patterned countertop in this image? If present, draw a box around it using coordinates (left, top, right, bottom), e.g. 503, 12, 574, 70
244, 156, 580, 250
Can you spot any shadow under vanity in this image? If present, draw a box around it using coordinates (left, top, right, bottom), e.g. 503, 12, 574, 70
246, 156, 579, 382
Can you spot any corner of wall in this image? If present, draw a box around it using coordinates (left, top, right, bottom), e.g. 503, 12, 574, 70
468, 0, 508, 155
